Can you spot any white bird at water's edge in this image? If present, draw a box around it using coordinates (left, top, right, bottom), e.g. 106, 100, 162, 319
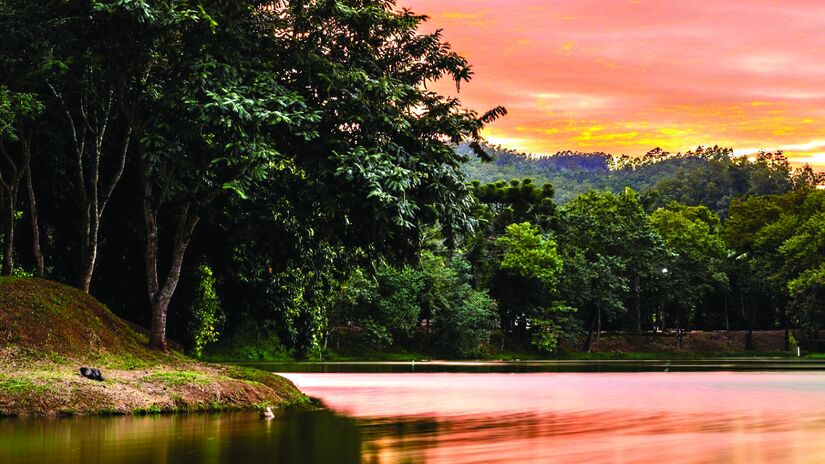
260, 406, 275, 419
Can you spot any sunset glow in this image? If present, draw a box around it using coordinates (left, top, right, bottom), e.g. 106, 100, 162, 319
399, 0, 825, 167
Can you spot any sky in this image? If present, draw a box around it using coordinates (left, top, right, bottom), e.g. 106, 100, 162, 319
397, 0, 825, 168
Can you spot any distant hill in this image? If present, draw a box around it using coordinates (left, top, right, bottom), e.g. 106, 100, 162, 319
460, 143, 819, 212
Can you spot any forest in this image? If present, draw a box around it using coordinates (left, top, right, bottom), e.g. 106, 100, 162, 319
2, 1, 825, 360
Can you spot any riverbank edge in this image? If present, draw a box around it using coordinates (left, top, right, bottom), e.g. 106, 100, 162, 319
0, 359, 315, 418
206, 348, 810, 363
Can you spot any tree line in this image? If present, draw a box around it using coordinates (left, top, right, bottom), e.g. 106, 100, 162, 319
0, 0, 503, 352
2, 1, 823, 359
330, 175, 825, 357
463, 143, 824, 206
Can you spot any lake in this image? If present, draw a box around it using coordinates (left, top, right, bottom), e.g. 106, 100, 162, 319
5, 361, 825, 463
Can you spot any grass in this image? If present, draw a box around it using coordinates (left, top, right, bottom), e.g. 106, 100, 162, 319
0, 376, 51, 396
0, 277, 311, 417
141, 371, 212, 387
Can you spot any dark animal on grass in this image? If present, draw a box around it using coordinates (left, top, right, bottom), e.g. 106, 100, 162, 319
80, 367, 104, 381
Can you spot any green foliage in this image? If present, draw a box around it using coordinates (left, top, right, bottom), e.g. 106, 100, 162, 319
422, 252, 499, 357
558, 189, 665, 333
360, 319, 394, 350
187, 265, 224, 357
723, 190, 825, 343
374, 265, 425, 337
531, 303, 577, 353
0, 87, 43, 141
651, 204, 729, 326
325, 263, 423, 350
437, 290, 498, 357
463, 143, 821, 211
488, 222, 564, 345
496, 222, 563, 289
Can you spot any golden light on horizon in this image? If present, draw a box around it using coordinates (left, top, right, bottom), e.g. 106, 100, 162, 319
399, 0, 825, 168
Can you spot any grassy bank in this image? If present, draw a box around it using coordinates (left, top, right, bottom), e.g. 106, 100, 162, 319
0, 277, 309, 417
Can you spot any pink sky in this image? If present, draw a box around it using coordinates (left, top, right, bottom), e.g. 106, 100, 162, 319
398, 0, 825, 167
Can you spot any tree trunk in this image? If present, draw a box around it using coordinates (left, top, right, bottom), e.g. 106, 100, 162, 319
0, 140, 25, 276
724, 294, 729, 331
631, 273, 641, 334
583, 319, 594, 353
1, 187, 16, 276
143, 167, 205, 350
676, 319, 683, 349
25, 166, 44, 277
51, 85, 128, 294
745, 309, 754, 351
79, 228, 97, 293
149, 295, 171, 350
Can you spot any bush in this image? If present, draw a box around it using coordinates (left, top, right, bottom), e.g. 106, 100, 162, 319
188, 265, 225, 357
435, 289, 498, 358
424, 252, 500, 358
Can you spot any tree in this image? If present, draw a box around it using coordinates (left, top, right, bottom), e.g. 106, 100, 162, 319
724, 190, 824, 348
559, 189, 664, 334
557, 247, 627, 351
491, 222, 563, 345
93, 0, 503, 350
45, 51, 133, 293
0, 0, 54, 278
778, 195, 825, 339
421, 251, 498, 357
93, 1, 328, 349
466, 178, 556, 286
0, 88, 42, 276
650, 203, 729, 347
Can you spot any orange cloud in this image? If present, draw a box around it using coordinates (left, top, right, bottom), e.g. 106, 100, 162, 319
398, 0, 825, 168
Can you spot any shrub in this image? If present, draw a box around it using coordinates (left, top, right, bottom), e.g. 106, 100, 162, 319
188, 265, 225, 357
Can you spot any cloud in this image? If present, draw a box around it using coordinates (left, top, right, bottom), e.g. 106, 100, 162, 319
399, 0, 825, 168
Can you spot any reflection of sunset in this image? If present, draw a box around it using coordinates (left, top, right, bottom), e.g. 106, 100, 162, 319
398, 1, 825, 167
286, 372, 825, 463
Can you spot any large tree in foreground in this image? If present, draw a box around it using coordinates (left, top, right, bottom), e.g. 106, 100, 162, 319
94, 0, 502, 349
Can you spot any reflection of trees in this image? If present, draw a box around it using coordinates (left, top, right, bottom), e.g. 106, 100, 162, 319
1, 412, 363, 464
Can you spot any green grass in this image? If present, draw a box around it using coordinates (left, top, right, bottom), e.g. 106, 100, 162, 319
96, 352, 162, 370
224, 366, 310, 406
141, 371, 212, 387
132, 404, 163, 415
0, 376, 50, 396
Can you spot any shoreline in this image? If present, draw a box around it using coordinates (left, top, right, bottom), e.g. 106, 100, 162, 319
0, 278, 311, 418
0, 361, 312, 418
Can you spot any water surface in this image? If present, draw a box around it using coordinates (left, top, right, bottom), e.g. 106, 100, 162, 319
5, 362, 825, 463
285, 371, 825, 463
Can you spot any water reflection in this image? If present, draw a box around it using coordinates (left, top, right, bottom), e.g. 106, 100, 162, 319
0, 411, 361, 464
5, 371, 825, 463
285, 372, 825, 463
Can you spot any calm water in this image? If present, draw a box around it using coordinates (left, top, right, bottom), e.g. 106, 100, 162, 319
5, 363, 825, 463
